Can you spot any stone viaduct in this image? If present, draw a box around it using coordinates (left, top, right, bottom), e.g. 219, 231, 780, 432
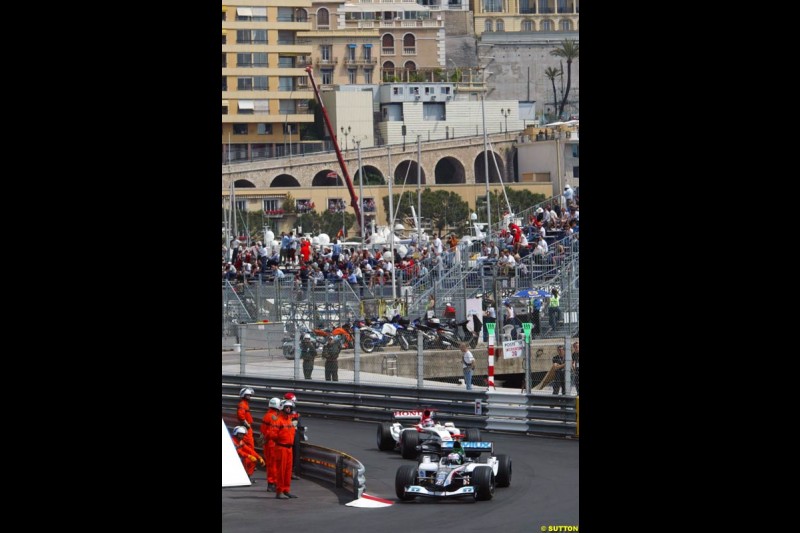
222, 133, 520, 189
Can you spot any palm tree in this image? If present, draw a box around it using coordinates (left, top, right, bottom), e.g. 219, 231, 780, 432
544, 67, 561, 123
550, 39, 579, 119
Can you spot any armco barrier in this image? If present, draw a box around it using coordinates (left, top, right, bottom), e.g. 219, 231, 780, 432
222, 375, 577, 438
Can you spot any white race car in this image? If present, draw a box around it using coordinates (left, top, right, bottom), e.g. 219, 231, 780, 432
376, 409, 482, 460
395, 440, 512, 502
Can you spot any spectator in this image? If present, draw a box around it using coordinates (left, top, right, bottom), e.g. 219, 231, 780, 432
563, 184, 574, 209
504, 300, 521, 340
460, 343, 476, 390
551, 345, 567, 396
571, 341, 579, 394
547, 288, 561, 331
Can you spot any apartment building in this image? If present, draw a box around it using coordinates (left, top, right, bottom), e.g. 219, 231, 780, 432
222, 2, 314, 162
472, 0, 579, 36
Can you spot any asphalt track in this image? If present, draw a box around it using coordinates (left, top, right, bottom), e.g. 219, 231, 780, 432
222, 416, 579, 533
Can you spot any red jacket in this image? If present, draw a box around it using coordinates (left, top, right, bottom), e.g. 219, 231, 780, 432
273, 411, 296, 446
233, 435, 258, 460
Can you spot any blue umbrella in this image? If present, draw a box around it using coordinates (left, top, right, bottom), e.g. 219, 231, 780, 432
513, 288, 551, 299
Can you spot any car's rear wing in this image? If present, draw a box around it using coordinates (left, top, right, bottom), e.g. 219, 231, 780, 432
441, 441, 493, 454
392, 410, 432, 420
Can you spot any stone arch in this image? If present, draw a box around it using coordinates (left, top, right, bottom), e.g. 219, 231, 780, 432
271, 174, 300, 187
234, 179, 256, 187
316, 8, 329, 28
312, 169, 344, 186
434, 156, 466, 184
394, 159, 425, 185
474, 151, 505, 184
353, 165, 386, 185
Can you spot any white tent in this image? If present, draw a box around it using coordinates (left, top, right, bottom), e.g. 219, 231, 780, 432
222, 419, 251, 487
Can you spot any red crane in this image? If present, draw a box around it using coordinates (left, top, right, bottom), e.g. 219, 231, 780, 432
305, 66, 363, 233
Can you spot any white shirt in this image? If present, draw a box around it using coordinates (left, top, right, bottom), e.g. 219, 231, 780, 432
462, 350, 475, 369
433, 237, 443, 255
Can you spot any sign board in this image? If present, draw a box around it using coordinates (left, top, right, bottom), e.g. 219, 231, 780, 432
486, 322, 496, 335
501, 339, 525, 359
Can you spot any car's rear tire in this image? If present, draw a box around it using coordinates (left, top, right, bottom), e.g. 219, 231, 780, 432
400, 430, 420, 460
495, 454, 512, 487
395, 464, 418, 501
377, 422, 395, 451
472, 466, 495, 501
464, 428, 482, 457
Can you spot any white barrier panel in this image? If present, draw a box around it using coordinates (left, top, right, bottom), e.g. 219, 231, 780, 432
221, 419, 251, 487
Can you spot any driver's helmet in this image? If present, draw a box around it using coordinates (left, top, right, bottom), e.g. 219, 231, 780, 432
446, 452, 462, 465
422, 418, 435, 428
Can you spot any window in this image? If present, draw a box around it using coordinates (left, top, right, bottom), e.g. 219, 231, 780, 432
362, 197, 376, 212
484, 19, 493, 32
277, 7, 294, 22
539, 0, 554, 14
236, 200, 247, 212
558, 0, 570, 13
295, 8, 308, 22
572, 166, 579, 178
363, 44, 372, 61
253, 77, 268, 90
279, 100, 296, 114
541, 19, 553, 31
235, 7, 266, 21
253, 53, 267, 67
364, 69, 373, 84
222, 34, 226, 45
347, 44, 356, 61
520, 0, 534, 13
222, 52, 227, 68
254, 100, 269, 114
321, 69, 333, 84
348, 69, 357, 84
222, 76, 227, 91
238, 77, 254, 90
263, 199, 281, 212
403, 34, 416, 54
321, 45, 332, 61
277, 31, 294, 45
382, 34, 395, 55
257, 123, 272, 135
560, 19, 572, 31
237, 53, 251, 67
393, 87, 403, 95
278, 77, 294, 91
236, 30, 266, 44
317, 8, 330, 27
522, 20, 533, 31
496, 20, 504, 32
483, 0, 502, 12
328, 198, 346, 212
222, 10, 226, 21
278, 56, 295, 68
222, 106, 228, 115
423, 102, 445, 121
440, 86, 450, 94
572, 145, 579, 158
238, 100, 255, 114
233, 124, 249, 135
296, 199, 314, 214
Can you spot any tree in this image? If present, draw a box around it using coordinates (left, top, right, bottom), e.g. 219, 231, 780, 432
544, 66, 562, 123
383, 189, 470, 235
550, 39, 579, 120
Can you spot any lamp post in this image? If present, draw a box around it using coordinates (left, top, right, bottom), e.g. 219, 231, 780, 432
500, 108, 511, 135
340, 125, 351, 154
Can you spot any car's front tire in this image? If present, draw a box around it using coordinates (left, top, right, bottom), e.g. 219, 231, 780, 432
395, 464, 418, 501
472, 466, 495, 501
495, 454, 512, 487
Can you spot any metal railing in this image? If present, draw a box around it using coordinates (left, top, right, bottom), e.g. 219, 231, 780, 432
222, 376, 577, 438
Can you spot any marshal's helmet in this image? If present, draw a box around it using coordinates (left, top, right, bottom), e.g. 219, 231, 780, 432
269, 397, 281, 409
233, 426, 247, 436
239, 387, 254, 398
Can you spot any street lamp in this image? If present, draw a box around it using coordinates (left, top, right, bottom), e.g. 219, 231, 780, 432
500, 108, 511, 134
340, 125, 351, 154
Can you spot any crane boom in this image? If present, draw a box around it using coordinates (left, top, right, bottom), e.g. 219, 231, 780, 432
305, 66, 363, 233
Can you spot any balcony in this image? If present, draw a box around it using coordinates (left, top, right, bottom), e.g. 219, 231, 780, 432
315, 57, 339, 66
382, 47, 395, 55
344, 57, 378, 66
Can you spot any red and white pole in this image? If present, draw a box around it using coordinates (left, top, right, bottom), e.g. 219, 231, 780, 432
486, 323, 496, 390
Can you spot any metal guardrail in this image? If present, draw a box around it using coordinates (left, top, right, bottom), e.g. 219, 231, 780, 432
222, 376, 577, 438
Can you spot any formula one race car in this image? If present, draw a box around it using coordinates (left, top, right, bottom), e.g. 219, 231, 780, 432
376, 409, 482, 459
395, 440, 512, 502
